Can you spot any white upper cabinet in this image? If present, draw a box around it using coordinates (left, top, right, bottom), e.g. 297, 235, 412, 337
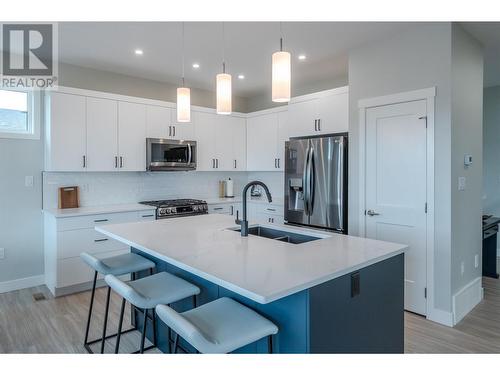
146, 105, 171, 139
194, 112, 247, 171
194, 111, 217, 171
276, 111, 289, 171
247, 113, 280, 171
118, 102, 147, 171
231, 117, 247, 171
287, 87, 349, 137
86, 97, 118, 171
170, 109, 195, 140
45, 92, 87, 171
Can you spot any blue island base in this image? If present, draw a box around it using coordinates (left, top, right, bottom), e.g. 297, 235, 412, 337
131, 249, 404, 354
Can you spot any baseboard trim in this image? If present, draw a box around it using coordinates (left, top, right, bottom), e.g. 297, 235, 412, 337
426, 307, 454, 327
0, 274, 45, 294
452, 276, 483, 325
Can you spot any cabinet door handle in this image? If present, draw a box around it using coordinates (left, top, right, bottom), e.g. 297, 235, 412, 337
141, 214, 155, 218
318, 119, 321, 131
83, 155, 86, 168
274, 158, 277, 168
173, 126, 176, 137
213, 207, 223, 211
119, 156, 123, 168
231, 206, 234, 215
94, 219, 109, 223
234, 159, 237, 169
266, 208, 276, 212
94, 238, 109, 242
277, 158, 280, 168
168, 126, 171, 137
314, 119, 317, 131
216, 159, 219, 168
115, 156, 118, 168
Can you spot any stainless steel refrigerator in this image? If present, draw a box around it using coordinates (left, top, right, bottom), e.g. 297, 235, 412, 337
284, 134, 348, 233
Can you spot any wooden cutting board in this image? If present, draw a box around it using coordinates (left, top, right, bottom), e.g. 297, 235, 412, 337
58, 186, 80, 209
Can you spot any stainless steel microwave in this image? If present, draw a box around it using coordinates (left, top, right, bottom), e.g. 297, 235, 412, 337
146, 138, 197, 171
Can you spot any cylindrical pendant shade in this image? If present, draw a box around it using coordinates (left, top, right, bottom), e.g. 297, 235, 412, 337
272, 51, 291, 103
216, 73, 232, 115
176, 87, 191, 122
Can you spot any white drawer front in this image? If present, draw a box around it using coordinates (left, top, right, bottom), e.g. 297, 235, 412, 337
57, 228, 128, 259
208, 204, 232, 215
56, 210, 155, 231
56, 249, 129, 287
256, 204, 284, 216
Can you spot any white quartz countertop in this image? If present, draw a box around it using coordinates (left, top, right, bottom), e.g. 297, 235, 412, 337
43, 203, 155, 218
96, 214, 406, 304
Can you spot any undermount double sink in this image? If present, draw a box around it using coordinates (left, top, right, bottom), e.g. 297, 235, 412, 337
229, 225, 323, 244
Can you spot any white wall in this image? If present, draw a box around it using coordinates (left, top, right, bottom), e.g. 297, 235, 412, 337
483, 86, 500, 253
450, 24, 484, 296
0, 136, 44, 283
348, 23, 453, 313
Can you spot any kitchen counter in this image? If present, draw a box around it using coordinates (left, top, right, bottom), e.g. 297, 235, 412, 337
96, 214, 406, 353
43, 203, 154, 218
96, 214, 405, 304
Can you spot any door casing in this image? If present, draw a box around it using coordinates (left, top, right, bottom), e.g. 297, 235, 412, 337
357, 87, 439, 323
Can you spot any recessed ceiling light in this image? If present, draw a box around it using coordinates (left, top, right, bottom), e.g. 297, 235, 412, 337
134, 49, 144, 55
298, 54, 307, 60
238, 74, 245, 80
192, 63, 200, 69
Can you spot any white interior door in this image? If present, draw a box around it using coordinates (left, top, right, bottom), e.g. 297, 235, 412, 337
365, 99, 428, 315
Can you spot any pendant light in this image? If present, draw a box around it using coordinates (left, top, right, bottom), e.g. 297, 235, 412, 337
272, 22, 291, 103
177, 22, 191, 122
216, 23, 232, 115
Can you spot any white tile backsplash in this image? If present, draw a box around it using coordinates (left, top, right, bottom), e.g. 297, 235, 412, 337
43, 171, 284, 209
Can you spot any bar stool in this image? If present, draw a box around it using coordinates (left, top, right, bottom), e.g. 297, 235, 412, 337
105, 272, 201, 354
155, 297, 278, 354
80, 252, 156, 354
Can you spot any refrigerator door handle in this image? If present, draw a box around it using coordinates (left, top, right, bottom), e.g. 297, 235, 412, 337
308, 146, 315, 215
303, 144, 310, 216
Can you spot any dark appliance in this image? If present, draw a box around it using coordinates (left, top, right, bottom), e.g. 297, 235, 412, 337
482, 214, 500, 279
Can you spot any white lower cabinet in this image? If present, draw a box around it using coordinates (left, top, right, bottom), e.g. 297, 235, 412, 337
44, 208, 155, 296
252, 203, 284, 224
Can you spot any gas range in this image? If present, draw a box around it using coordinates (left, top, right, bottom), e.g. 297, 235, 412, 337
139, 199, 208, 219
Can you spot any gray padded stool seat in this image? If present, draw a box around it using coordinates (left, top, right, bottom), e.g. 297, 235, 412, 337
105, 272, 201, 354
155, 297, 279, 354
80, 251, 156, 354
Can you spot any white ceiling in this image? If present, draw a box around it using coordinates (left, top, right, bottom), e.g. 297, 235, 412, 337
460, 22, 500, 88
58, 22, 413, 98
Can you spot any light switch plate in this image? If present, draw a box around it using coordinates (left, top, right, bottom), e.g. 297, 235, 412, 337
25, 175, 34, 187
458, 177, 466, 191
475, 254, 479, 268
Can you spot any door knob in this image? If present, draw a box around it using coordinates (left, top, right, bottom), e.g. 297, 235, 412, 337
366, 209, 380, 216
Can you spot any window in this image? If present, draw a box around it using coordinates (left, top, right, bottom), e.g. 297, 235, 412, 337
0, 89, 39, 139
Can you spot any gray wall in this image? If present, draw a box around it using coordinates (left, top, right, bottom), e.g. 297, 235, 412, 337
450, 24, 484, 295
0, 116, 45, 282
59, 63, 249, 113
348, 23, 453, 312
483, 86, 500, 252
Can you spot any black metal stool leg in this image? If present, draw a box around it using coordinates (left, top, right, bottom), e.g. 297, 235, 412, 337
192, 295, 197, 308
173, 332, 179, 354
84, 271, 98, 347
151, 309, 158, 346
115, 298, 126, 354
100, 286, 112, 354
268, 335, 273, 354
139, 308, 148, 354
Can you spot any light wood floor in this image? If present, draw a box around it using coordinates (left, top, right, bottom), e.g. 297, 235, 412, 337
1, 277, 499, 353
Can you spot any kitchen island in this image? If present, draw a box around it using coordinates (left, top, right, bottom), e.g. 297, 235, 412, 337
96, 214, 407, 353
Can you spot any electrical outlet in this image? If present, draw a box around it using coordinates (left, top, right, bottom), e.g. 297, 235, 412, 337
0, 248, 4, 260
458, 177, 466, 191
461, 261, 465, 276
475, 254, 479, 268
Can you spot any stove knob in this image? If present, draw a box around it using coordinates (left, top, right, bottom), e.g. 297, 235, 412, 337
159, 208, 167, 215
